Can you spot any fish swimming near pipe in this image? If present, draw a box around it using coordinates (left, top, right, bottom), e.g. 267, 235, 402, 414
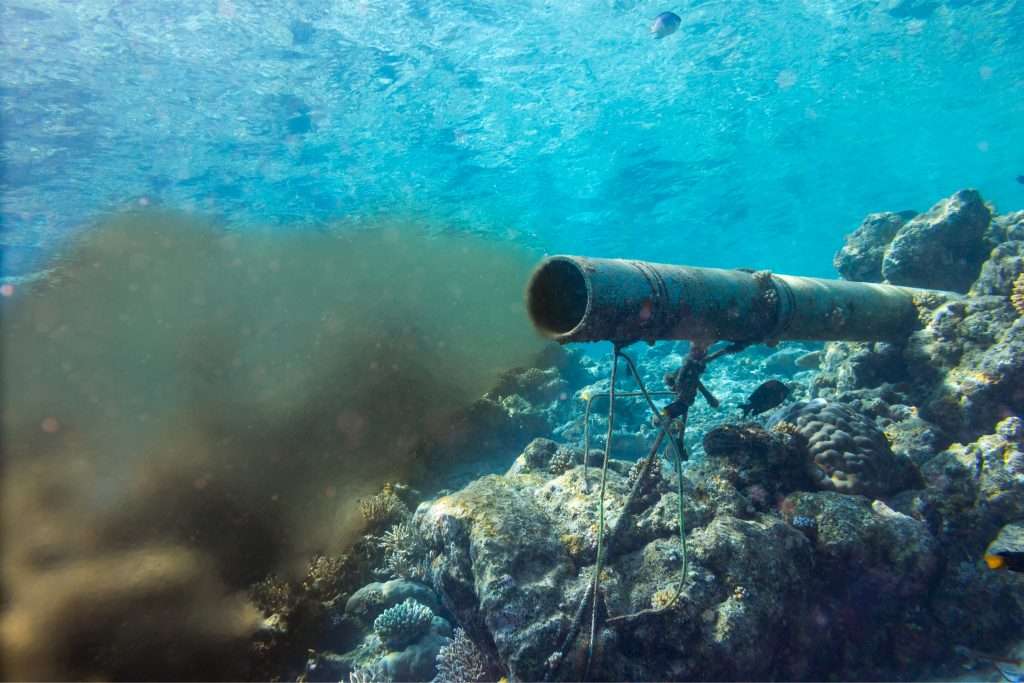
740, 379, 790, 416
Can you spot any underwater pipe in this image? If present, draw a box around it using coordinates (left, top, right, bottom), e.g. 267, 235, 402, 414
526, 255, 958, 345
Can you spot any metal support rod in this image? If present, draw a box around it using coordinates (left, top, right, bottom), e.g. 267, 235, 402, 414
581, 390, 675, 492
526, 255, 957, 345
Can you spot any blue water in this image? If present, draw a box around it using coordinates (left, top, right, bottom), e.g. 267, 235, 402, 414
2, 0, 1023, 276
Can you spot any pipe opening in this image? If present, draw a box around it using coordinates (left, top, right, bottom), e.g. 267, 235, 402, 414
527, 258, 589, 336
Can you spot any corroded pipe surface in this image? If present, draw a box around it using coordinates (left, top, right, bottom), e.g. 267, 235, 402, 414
526, 255, 957, 345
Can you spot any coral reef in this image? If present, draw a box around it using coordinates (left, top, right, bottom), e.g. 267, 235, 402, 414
412, 458, 820, 681
815, 190, 1024, 446
252, 188, 1024, 682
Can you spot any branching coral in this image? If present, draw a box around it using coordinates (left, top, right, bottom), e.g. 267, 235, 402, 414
250, 575, 296, 615
302, 552, 349, 602
359, 486, 411, 531
379, 521, 430, 581
434, 628, 492, 683
373, 598, 434, 650
349, 662, 390, 683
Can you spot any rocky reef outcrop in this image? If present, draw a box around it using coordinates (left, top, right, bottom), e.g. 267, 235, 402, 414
250, 189, 1024, 682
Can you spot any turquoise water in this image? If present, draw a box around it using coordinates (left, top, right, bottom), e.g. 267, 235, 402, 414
3, 0, 1023, 276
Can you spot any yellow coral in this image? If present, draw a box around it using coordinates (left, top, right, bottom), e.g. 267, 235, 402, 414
1012, 273, 1024, 316
771, 421, 801, 436
650, 587, 679, 610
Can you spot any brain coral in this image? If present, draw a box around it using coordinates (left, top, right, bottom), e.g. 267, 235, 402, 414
768, 399, 915, 498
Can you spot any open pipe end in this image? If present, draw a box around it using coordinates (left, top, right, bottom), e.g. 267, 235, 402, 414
526, 257, 591, 340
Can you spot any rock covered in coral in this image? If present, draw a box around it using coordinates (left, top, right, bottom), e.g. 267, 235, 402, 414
815, 226, 1024, 440
881, 407, 947, 466
410, 433, 975, 681
919, 417, 1024, 542
784, 492, 939, 595
881, 189, 993, 292
906, 295, 1024, 442
834, 210, 916, 282
767, 399, 917, 497
989, 210, 1024, 243
414, 458, 817, 681
779, 492, 942, 674
506, 437, 584, 476
814, 341, 908, 396
248, 551, 368, 681
970, 239, 1024, 298
702, 423, 813, 499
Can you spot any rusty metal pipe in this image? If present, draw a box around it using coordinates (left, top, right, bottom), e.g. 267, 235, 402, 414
526, 255, 957, 345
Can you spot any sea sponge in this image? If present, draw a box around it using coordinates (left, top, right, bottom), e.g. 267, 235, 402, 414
373, 598, 434, 650
1011, 272, 1024, 316
768, 399, 916, 497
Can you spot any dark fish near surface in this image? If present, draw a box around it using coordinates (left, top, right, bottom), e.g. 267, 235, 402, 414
1017, 175, 1024, 185
650, 11, 681, 38
741, 379, 790, 416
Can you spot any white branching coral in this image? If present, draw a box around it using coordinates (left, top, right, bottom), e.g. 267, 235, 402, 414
379, 521, 430, 581
434, 628, 492, 683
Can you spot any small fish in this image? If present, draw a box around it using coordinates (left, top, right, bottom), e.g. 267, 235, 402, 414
984, 522, 1024, 572
1017, 175, 1024, 185
650, 11, 681, 39
740, 379, 790, 416
984, 551, 1024, 572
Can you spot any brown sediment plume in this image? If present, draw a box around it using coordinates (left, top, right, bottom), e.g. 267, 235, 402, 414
0, 211, 542, 680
